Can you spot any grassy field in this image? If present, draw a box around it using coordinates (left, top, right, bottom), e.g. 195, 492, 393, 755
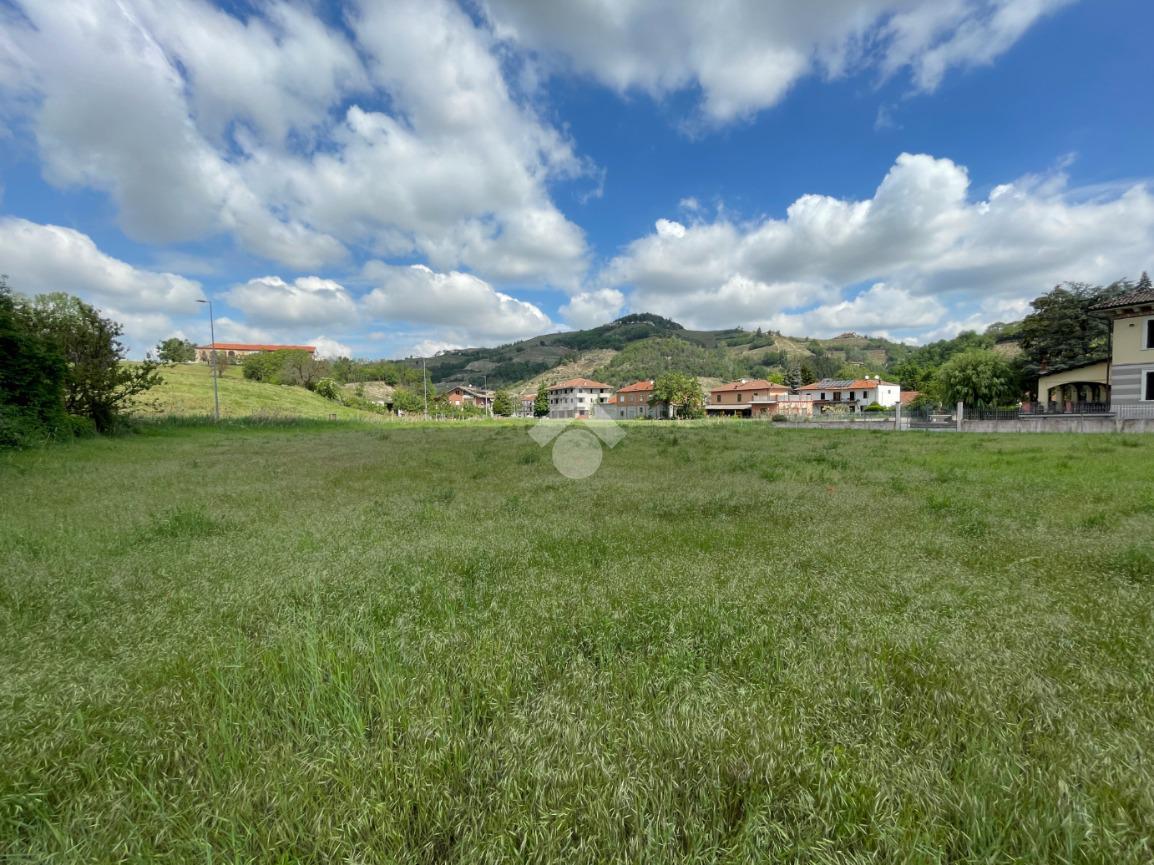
131, 362, 382, 420
2, 422, 1153, 863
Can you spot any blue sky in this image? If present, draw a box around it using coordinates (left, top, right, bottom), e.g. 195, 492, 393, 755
1, 0, 1151, 358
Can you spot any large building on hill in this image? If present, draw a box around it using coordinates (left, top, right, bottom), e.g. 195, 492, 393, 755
196, 342, 315, 363
548, 378, 613, 419
1091, 284, 1154, 406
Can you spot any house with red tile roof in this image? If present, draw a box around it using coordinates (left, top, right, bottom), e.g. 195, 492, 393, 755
797, 377, 901, 413
442, 385, 494, 412
613, 379, 670, 419
706, 379, 793, 418
547, 378, 613, 419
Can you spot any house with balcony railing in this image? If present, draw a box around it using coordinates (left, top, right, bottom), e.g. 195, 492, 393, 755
796, 377, 901, 413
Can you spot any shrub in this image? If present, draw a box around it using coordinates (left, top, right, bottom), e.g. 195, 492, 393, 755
863, 402, 887, 412
313, 378, 342, 401
771, 414, 789, 423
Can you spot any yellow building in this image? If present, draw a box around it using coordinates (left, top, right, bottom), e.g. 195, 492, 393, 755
1036, 361, 1110, 408
1092, 284, 1154, 405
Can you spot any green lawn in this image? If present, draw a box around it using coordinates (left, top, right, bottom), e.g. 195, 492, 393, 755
2, 422, 1153, 863
132, 362, 383, 420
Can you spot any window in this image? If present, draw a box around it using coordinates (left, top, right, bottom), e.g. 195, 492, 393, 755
1144, 370, 1154, 401
1146, 318, 1154, 349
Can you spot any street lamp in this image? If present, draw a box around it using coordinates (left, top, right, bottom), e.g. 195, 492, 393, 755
195, 299, 221, 421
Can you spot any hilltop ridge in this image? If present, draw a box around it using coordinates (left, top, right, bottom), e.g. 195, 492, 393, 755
407, 313, 916, 390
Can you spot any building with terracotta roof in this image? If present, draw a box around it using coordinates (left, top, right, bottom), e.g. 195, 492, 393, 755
195, 342, 315, 363
442, 384, 494, 412
547, 378, 613, 419
705, 379, 793, 418
613, 379, 670, 419
797, 377, 901, 413
1090, 281, 1154, 405
518, 391, 538, 417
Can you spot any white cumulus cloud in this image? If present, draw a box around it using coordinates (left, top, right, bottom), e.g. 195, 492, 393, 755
225, 276, 359, 327
362, 263, 555, 344
602, 153, 1154, 337
480, 0, 1077, 124
560, 289, 627, 328
0, 217, 203, 314
310, 336, 354, 359
0, 0, 592, 284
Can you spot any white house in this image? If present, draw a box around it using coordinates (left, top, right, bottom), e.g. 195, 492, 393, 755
797, 377, 901, 413
548, 378, 614, 419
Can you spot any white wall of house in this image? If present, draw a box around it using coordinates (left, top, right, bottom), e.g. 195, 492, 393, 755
548, 386, 611, 418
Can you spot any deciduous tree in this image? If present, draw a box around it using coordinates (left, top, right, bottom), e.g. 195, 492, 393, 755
653, 372, 704, 419
156, 337, 196, 364
935, 349, 1015, 408
26, 293, 161, 432
0, 278, 67, 445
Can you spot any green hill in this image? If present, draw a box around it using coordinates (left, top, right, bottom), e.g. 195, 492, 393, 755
130, 363, 380, 420
406, 314, 913, 391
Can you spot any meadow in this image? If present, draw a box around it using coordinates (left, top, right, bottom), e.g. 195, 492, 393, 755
130, 362, 382, 420
2, 421, 1153, 863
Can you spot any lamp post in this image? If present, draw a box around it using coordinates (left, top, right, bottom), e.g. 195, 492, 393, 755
195, 299, 221, 421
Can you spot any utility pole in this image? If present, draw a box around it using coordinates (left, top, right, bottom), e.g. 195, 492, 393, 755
422, 356, 428, 419
195, 298, 221, 421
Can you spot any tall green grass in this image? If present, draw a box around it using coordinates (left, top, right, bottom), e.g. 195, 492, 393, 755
2, 424, 1153, 862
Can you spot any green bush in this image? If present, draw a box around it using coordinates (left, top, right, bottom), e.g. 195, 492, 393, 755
63, 415, 99, 438
771, 414, 789, 423
313, 378, 342, 401
863, 402, 887, 412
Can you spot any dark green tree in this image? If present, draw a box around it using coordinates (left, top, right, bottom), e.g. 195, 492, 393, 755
26, 293, 161, 432
652, 372, 704, 419
935, 349, 1015, 408
492, 388, 514, 416
1019, 282, 1125, 370
156, 337, 196, 364
0, 278, 67, 445
533, 382, 550, 417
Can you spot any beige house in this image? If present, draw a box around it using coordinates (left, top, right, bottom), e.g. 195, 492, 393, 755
1092, 283, 1154, 405
706, 379, 791, 417
1035, 361, 1111, 408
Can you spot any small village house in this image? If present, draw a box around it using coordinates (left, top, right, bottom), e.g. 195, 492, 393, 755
548, 378, 613, 419
442, 385, 494, 412
1090, 285, 1154, 406
518, 392, 537, 417
706, 379, 793, 418
614, 380, 670, 419
797, 377, 901, 413
195, 342, 315, 363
